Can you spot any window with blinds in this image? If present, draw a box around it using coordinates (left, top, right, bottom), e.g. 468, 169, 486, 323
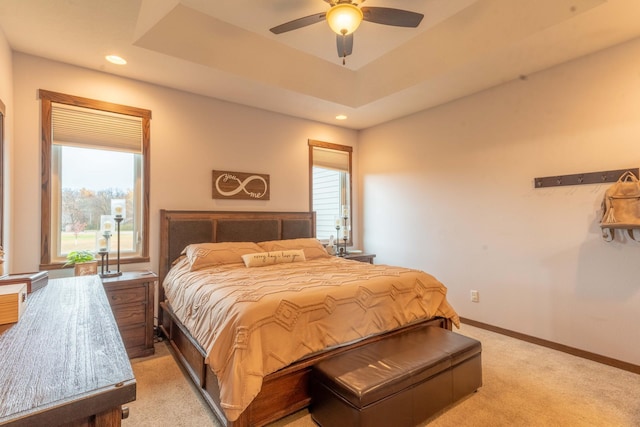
39, 90, 151, 268
51, 103, 143, 153
309, 140, 352, 242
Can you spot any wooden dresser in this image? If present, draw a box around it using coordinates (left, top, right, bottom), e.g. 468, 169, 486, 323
0, 276, 136, 426
101, 271, 156, 359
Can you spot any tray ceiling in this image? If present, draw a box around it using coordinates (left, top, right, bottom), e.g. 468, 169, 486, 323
0, 0, 639, 129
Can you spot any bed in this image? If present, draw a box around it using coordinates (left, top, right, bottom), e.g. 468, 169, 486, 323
158, 210, 459, 427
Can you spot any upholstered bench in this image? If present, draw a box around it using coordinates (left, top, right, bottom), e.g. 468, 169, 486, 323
310, 326, 482, 427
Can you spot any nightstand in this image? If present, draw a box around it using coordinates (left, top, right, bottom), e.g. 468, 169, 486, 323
343, 253, 376, 264
101, 271, 156, 358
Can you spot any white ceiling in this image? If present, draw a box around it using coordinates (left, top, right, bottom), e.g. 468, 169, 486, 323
0, 0, 639, 129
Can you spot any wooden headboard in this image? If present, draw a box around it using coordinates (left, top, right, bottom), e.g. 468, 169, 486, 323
158, 210, 316, 286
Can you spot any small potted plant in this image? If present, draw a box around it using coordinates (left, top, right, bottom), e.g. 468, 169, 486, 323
64, 250, 98, 276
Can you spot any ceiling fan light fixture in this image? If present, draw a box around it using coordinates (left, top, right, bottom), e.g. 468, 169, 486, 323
326, 4, 363, 35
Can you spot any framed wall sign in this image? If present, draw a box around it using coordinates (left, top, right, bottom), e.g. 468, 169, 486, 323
212, 170, 270, 200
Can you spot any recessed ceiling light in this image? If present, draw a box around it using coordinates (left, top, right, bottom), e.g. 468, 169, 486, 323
336, 115, 347, 120
105, 55, 127, 65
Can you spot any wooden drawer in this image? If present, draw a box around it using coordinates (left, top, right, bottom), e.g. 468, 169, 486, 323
111, 303, 146, 328
120, 325, 146, 350
105, 285, 147, 306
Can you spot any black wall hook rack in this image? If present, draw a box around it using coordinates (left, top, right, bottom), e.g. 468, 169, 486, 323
534, 168, 639, 188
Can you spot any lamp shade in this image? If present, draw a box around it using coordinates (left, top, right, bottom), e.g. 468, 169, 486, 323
326, 3, 363, 35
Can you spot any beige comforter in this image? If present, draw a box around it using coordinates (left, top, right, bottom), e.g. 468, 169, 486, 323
163, 256, 459, 421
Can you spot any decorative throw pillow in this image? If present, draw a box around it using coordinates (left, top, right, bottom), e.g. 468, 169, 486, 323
184, 242, 264, 271
257, 238, 330, 260
242, 250, 306, 267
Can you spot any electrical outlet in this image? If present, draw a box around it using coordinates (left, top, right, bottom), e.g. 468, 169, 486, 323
470, 290, 479, 303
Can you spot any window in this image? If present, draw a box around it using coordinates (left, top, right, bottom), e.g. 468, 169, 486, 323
39, 90, 151, 269
308, 140, 352, 243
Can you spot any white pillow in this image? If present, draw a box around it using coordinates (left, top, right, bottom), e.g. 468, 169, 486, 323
242, 250, 306, 267
257, 238, 330, 260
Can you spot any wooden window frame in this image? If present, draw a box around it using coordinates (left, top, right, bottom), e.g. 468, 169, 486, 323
39, 90, 151, 269
308, 139, 353, 245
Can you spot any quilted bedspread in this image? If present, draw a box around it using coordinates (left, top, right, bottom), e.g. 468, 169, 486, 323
163, 256, 459, 421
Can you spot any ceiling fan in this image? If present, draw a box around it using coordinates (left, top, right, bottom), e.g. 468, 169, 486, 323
269, 0, 424, 64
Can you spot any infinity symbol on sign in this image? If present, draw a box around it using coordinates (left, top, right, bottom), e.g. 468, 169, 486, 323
215, 174, 268, 198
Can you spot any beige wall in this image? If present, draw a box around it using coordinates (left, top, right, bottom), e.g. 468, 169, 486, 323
10, 53, 358, 276
359, 38, 640, 365
0, 28, 13, 271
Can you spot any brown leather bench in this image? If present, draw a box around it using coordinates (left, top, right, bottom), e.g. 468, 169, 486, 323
310, 326, 482, 427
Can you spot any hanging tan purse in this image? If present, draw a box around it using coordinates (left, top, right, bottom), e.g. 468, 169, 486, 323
600, 170, 640, 241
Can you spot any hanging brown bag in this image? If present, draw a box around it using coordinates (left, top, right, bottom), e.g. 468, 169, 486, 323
600, 170, 640, 241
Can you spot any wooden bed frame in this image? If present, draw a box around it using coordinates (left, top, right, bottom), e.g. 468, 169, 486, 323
158, 210, 452, 427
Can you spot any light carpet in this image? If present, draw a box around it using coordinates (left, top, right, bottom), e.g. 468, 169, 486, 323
124, 324, 640, 426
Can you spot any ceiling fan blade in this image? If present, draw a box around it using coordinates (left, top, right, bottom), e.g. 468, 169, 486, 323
361, 7, 424, 27
336, 33, 354, 58
269, 13, 326, 34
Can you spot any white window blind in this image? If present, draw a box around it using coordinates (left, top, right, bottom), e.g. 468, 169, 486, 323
51, 103, 143, 153
312, 147, 349, 172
